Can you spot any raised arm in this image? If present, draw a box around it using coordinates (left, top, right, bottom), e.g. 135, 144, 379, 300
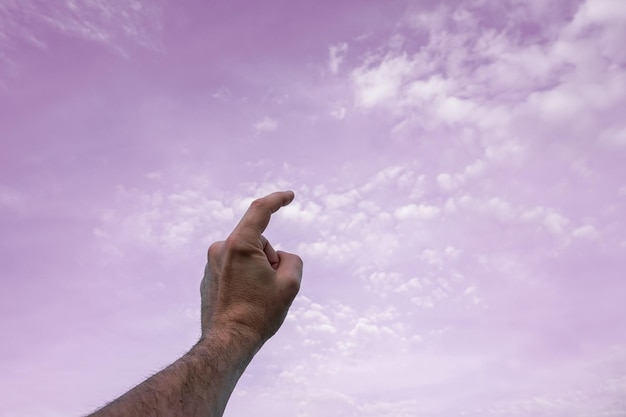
87, 190, 303, 417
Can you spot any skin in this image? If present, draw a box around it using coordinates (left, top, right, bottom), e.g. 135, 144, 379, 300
87, 190, 303, 417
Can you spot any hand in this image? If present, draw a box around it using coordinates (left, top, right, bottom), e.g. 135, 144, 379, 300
200, 191, 303, 346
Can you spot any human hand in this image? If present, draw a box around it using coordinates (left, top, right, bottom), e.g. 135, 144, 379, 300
200, 191, 303, 347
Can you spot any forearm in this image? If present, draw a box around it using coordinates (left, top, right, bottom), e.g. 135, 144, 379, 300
87, 329, 261, 417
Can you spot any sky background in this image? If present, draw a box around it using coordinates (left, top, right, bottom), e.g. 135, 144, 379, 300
1, 0, 626, 416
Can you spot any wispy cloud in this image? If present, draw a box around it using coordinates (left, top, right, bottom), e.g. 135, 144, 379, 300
254, 116, 278, 132
0, 0, 163, 84
328, 42, 348, 74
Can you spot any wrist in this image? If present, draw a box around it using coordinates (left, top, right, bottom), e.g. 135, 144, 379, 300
197, 324, 264, 359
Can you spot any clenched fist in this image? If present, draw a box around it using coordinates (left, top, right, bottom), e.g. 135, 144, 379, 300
200, 191, 303, 346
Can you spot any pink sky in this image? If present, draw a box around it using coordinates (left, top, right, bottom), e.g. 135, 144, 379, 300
1, 0, 626, 416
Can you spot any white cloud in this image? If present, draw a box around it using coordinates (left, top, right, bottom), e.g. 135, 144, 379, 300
299, 321, 337, 335
351, 54, 417, 109
436, 173, 456, 191
281, 200, 322, 224
452, 194, 520, 223
568, 0, 626, 33
572, 224, 599, 239
405, 75, 449, 102
349, 318, 381, 338
599, 127, 626, 148
394, 204, 440, 221
544, 211, 570, 235
359, 164, 418, 193
463, 286, 481, 305
444, 246, 461, 258
328, 42, 348, 74
94, 184, 239, 255
361, 271, 403, 293
330, 105, 347, 120
322, 189, 360, 210
344, 0, 626, 161
404, 4, 450, 33
0, 0, 163, 61
410, 296, 434, 309
420, 249, 442, 266
254, 117, 278, 132
521, 206, 546, 223
395, 277, 424, 293
408, 175, 427, 200
301, 308, 331, 324
434, 95, 476, 124
464, 159, 485, 178
527, 86, 585, 122
486, 197, 515, 222
297, 238, 362, 264
211, 86, 231, 101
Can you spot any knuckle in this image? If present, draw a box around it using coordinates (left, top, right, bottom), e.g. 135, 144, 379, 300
224, 235, 253, 255
207, 241, 224, 262
250, 198, 272, 216
284, 277, 301, 298
288, 253, 304, 274
249, 198, 265, 210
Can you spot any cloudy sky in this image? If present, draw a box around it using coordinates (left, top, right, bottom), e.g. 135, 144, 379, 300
1, 0, 626, 416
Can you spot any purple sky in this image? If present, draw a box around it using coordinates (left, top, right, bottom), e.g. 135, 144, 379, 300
1, 0, 626, 416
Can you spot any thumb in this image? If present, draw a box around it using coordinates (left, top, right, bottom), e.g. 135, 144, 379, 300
276, 250, 303, 298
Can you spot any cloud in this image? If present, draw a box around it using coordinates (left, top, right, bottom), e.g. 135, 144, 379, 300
571, 224, 599, 239
211, 86, 232, 101
543, 211, 570, 235
394, 204, 441, 221
254, 116, 278, 132
328, 42, 348, 74
94, 185, 236, 256
297, 238, 363, 264
599, 127, 626, 148
0, 0, 164, 86
351, 54, 417, 109
0, 0, 163, 54
344, 0, 626, 153
330, 104, 347, 120
280, 201, 322, 224
568, 0, 626, 33
436, 173, 456, 191
322, 189, 360, 210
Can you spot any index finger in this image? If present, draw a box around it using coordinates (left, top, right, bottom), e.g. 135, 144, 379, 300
232, 190, 295, 237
